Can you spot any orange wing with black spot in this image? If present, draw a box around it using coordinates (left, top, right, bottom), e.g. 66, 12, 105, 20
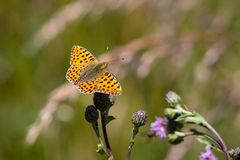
77, 78, 98, 94
66, 65, 88, 85
66, 45, 97, 85
66, 45, 122, 96
70, 45, 98, 65
96, 70, 122, 96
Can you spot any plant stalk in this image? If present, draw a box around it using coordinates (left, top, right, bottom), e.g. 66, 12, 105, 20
203, 122, 231, 160
127, 126, 138, 160
101, 111, 114, 160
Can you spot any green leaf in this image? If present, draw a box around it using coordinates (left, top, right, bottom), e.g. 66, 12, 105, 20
168, 131, 186, 145
164, 108, 180, 119
175, 113, 207, 125
96, 144, 108, 156
106, 115, 117, 125
196, 135, 222, 152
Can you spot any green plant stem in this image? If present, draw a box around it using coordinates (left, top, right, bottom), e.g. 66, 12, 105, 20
203, 122, 231, 160
91, 122, 108, 156
101, 111, 114, 160
190, 128, 223, 151
127, 126, 138, 160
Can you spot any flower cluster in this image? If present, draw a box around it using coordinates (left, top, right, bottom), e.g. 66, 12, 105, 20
149, 91, 231, 159
82, 90, 234, 160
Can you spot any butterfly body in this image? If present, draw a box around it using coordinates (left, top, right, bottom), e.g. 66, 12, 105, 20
66, 45, 122, 96
78, 62, 108, 83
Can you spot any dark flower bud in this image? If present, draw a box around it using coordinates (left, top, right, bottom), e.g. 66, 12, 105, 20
132, 110, 148, 127
85, 105, 99, 123
167, 118, 184, 134
166, 91, 181, 106
93, 92, 115, 112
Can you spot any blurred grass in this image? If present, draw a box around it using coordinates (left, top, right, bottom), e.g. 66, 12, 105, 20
0, 0, 240, 159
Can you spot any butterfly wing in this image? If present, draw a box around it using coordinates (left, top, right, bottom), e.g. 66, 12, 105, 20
77, 78, 98, 94
96, 70, 122, 96
66, 65, 86, 85
66, 45, 122, 96
66, 45, 98, 85
70, 45, 98, 65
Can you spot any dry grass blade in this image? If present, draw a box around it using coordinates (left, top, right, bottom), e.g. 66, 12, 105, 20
23, 0, 150, 56
25, 83, 77, 145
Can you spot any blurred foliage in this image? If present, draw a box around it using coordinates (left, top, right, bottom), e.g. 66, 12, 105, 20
0, 0, 240, 159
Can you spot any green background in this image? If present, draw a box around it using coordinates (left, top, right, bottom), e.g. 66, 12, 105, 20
0, 0, 240, 159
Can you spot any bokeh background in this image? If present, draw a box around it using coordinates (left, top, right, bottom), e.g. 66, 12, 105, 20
0, 0, 240, 159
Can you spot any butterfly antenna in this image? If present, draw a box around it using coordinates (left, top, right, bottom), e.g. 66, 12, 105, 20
107, 56, 125, 65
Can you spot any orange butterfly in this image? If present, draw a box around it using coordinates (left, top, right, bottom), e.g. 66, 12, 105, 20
66, 45, 122, 96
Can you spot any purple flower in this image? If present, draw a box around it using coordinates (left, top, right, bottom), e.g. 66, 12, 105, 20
200, 147, 218, 160
150, 117, 168, 139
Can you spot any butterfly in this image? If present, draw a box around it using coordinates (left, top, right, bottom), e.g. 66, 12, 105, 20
66, 45, 122, 96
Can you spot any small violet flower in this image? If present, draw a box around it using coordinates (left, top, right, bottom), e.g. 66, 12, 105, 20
150, 117, 168, 139
200, 147, 218, 160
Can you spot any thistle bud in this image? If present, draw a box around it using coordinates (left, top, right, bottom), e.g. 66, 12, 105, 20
132, 110, 148, 127
85, 105, 99, 123
166, 91, 181, 106
93, 92, 115, 112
